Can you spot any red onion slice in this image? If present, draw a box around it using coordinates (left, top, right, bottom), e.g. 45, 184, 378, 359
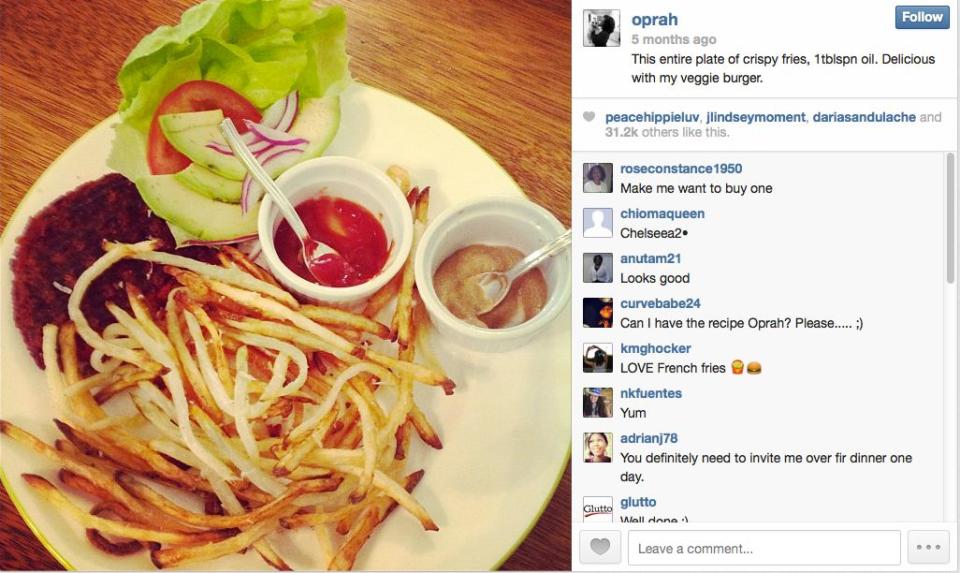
247, 139, 273, 155
204, 91, 301, 168
261, 91, 299, 132
260, 92, 290, 129
243, 119, 308, 146
259, 145, 306, 171
208, 137, 271, 157
181, 233, 259, 247
275, 91, 299, 132
240, 173, 257, 215
239, 146, 306, 213
241, 131, 272, 154
205, 142, 234, 156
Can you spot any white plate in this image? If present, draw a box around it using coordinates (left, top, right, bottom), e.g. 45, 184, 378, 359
0, 83, 571, 571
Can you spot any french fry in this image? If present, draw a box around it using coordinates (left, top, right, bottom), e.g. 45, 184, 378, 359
18, 226, 455, 569
328, 470, 425, 570
54, 440, 129, 477
392, 188, 430, 350
87, 498, 151, 527
393, 420, 411, 461
328, 326, 363, 343
168, 270, 254, 318
362, 273, 402, 320
125, 283, 171, 354
150, 511, 293, 569
378, 373, 412, 448
341, 418, 366, 449
301, 447, 364, 467
22, 474, 235, 545
85, 414, 146, 431
312, 523, 335, 571
300, 305, 391, 339
145, 440, 273, 506
105, 302, 178, 375
124, 247, 298, 307
221, 245, 282, 288
55, 322, 109, 424
291, 400, 305, 435
252, 540, 291, 571
165, 293, 221, 423
346, 387, 377, 502
119, 472, 342, 529
405, 186, 420, 207
225, 316, 358, 365
55, 419, 212, 492
94, 376, 149, 405
49, 425, 230, 529
332, 506, 379, 566
280, 502, 367, 529
53, 419, 149, 474
86, 501, 152, 556
216, 251, 235, 269
386, 164, 411, 192
219, 290, 448, 388
58, 469, 113, 502
408, 404, 443, 449
57, 322, 82, 384
182, 301, 235, 398
323, 405, 360, 448
329, 464, 436, 531
274, 408, 337, 477
191, 405, 286, 497
349, 375, 386, 423
67, 241, 163, 372
64, 363, 141, 398
364, 347, 453, 391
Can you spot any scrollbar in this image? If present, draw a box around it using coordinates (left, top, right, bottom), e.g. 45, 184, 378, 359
949, 153, 955, 284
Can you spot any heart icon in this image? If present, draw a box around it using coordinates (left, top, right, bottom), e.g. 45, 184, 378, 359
583, 111, 596, 122
590, 537, 611, 555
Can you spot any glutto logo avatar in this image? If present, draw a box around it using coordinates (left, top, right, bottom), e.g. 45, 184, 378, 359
583, 496, 614, 522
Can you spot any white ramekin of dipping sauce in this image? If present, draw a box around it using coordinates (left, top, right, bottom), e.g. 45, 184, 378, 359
258, 156, 413, 306
414, 197, 571, 352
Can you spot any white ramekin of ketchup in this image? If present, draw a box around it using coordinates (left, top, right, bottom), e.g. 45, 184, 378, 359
258, 156, 413, 305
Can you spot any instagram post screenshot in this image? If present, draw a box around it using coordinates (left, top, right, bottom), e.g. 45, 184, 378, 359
0, 1, 956, 572
573, 0, 958, 571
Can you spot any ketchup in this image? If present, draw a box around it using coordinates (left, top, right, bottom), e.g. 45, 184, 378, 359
274, 196, 388, 287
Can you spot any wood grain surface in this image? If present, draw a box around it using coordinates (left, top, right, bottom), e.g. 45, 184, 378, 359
0, 0, 571, 570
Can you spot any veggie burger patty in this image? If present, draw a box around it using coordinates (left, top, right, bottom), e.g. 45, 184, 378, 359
11, 173, 213, 369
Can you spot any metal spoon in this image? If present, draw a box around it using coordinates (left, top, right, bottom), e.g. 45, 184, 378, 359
472, 229, 572, 315
219, 118, 346, 282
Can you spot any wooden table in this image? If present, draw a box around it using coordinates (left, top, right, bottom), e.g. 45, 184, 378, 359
0, 0, 571, 570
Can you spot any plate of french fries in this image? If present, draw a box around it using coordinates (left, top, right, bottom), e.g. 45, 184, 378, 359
0, 84, 571, 570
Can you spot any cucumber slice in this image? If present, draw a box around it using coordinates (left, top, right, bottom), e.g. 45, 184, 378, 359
159, 109, 224, 133
175, 163, 242, 203
161, 123, 246, 180
289, 96, 341, 160
137, 174, 258, 241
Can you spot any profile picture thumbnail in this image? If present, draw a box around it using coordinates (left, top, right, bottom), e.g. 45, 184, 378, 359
583, 208, 613, 238
584, 432, 613, 463
583, 387, 613, 418
583, 253, 613, 283
583, 163, 613, 193
583, 297, 613, 328
584, 10, 620, 47
583, 344, 613, 373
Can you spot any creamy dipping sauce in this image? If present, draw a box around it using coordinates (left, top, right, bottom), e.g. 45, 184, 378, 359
433, 244, 548, 328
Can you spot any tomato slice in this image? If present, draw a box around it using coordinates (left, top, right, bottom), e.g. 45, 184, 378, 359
146, 80, 262, 175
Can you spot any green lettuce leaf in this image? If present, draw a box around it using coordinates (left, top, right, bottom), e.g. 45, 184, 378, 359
115, 0, 349, 132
